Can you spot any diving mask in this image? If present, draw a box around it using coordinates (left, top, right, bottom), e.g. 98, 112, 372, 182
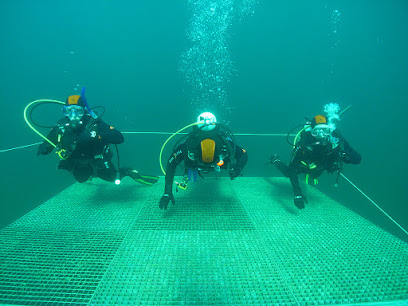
311, 124, 332, 138
63, 105, 85, 121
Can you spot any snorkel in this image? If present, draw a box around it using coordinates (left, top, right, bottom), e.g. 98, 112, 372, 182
81, 87, 98, 119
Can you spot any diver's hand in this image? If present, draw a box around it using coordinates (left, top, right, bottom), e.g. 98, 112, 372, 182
294, 195, 307, 209
159, 193, 175, 210
266, 154, 280, 165
229, 166, 241, 180
340, 151, 352, 163
37, 143, 51, 156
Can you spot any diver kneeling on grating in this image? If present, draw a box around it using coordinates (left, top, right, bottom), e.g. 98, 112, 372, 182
159, 112, 248, 210
267, 104, 361, 210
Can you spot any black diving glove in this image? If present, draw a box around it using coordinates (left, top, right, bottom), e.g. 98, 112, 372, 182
228, 159, 242, 180
229, 166, 241, 180
340, 151, 351, 163
266, 154, 280, 165
159, 184, 175, 209
294, 195, 307, 209
37, 143, 51, 156
159, 193, 175, 210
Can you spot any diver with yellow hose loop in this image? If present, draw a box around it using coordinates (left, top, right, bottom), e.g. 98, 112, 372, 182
159, 112, 248, 210
28, 88, 158, 186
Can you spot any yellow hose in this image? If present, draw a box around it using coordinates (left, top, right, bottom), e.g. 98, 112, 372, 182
293, 126, 309, 147
24, 99, 65, 148
159, 122, 201, 175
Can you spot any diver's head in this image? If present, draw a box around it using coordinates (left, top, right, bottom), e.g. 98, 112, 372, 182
197, 112, 216, 131
310, 115, 333, 139
63, 95, 86, 126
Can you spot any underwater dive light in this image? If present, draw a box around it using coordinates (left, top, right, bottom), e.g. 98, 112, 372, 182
114, 172, 121, 185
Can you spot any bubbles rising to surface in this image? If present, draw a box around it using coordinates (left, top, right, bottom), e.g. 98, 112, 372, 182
179, 0, 258, 120
330, 9, 342, 48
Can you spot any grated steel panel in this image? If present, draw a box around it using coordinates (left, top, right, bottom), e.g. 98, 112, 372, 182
89, 231, 292, 305
0, 177, 407, 305
133, 197, 255, 231
0, 229, 124, 305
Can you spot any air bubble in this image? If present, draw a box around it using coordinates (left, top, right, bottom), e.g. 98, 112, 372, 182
180, 0, 258, 117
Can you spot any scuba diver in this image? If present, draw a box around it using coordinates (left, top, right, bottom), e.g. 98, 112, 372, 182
159, 112, 248, 210
268, 104, 361, 209
36, 91, 158, 185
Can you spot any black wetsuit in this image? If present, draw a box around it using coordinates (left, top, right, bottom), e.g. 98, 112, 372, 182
274, 129, 361, 199
38, 115, 125, 183
164, 126, 248, 194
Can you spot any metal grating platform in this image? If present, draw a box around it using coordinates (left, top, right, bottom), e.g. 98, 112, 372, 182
0, 177, 407, 305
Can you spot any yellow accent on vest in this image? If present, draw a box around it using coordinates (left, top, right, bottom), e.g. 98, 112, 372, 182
201, 139, 215, 163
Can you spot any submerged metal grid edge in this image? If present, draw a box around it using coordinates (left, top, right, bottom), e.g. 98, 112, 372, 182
0, 176, 404, 305
236, 191, 408, 305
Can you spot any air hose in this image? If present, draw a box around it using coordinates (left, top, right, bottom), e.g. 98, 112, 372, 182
24, 99, 66, 148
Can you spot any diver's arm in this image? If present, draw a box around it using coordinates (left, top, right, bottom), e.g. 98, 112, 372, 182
287, 152, 304, 196
289, 145, 304, 170
164, 144, 186, 190
97, 120, 124, 144
295, 130, 309, 146
334, 131, 361, 164
288, 147, 307, 208
234, 146, 248, 169
289, 173, 303, 197
342, 139, 361, 164
229, 145, 248, 179
164, 161, 177, 188
287, 167, 307, 209
37, 126, 59, 155
159, 144, 186, 210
